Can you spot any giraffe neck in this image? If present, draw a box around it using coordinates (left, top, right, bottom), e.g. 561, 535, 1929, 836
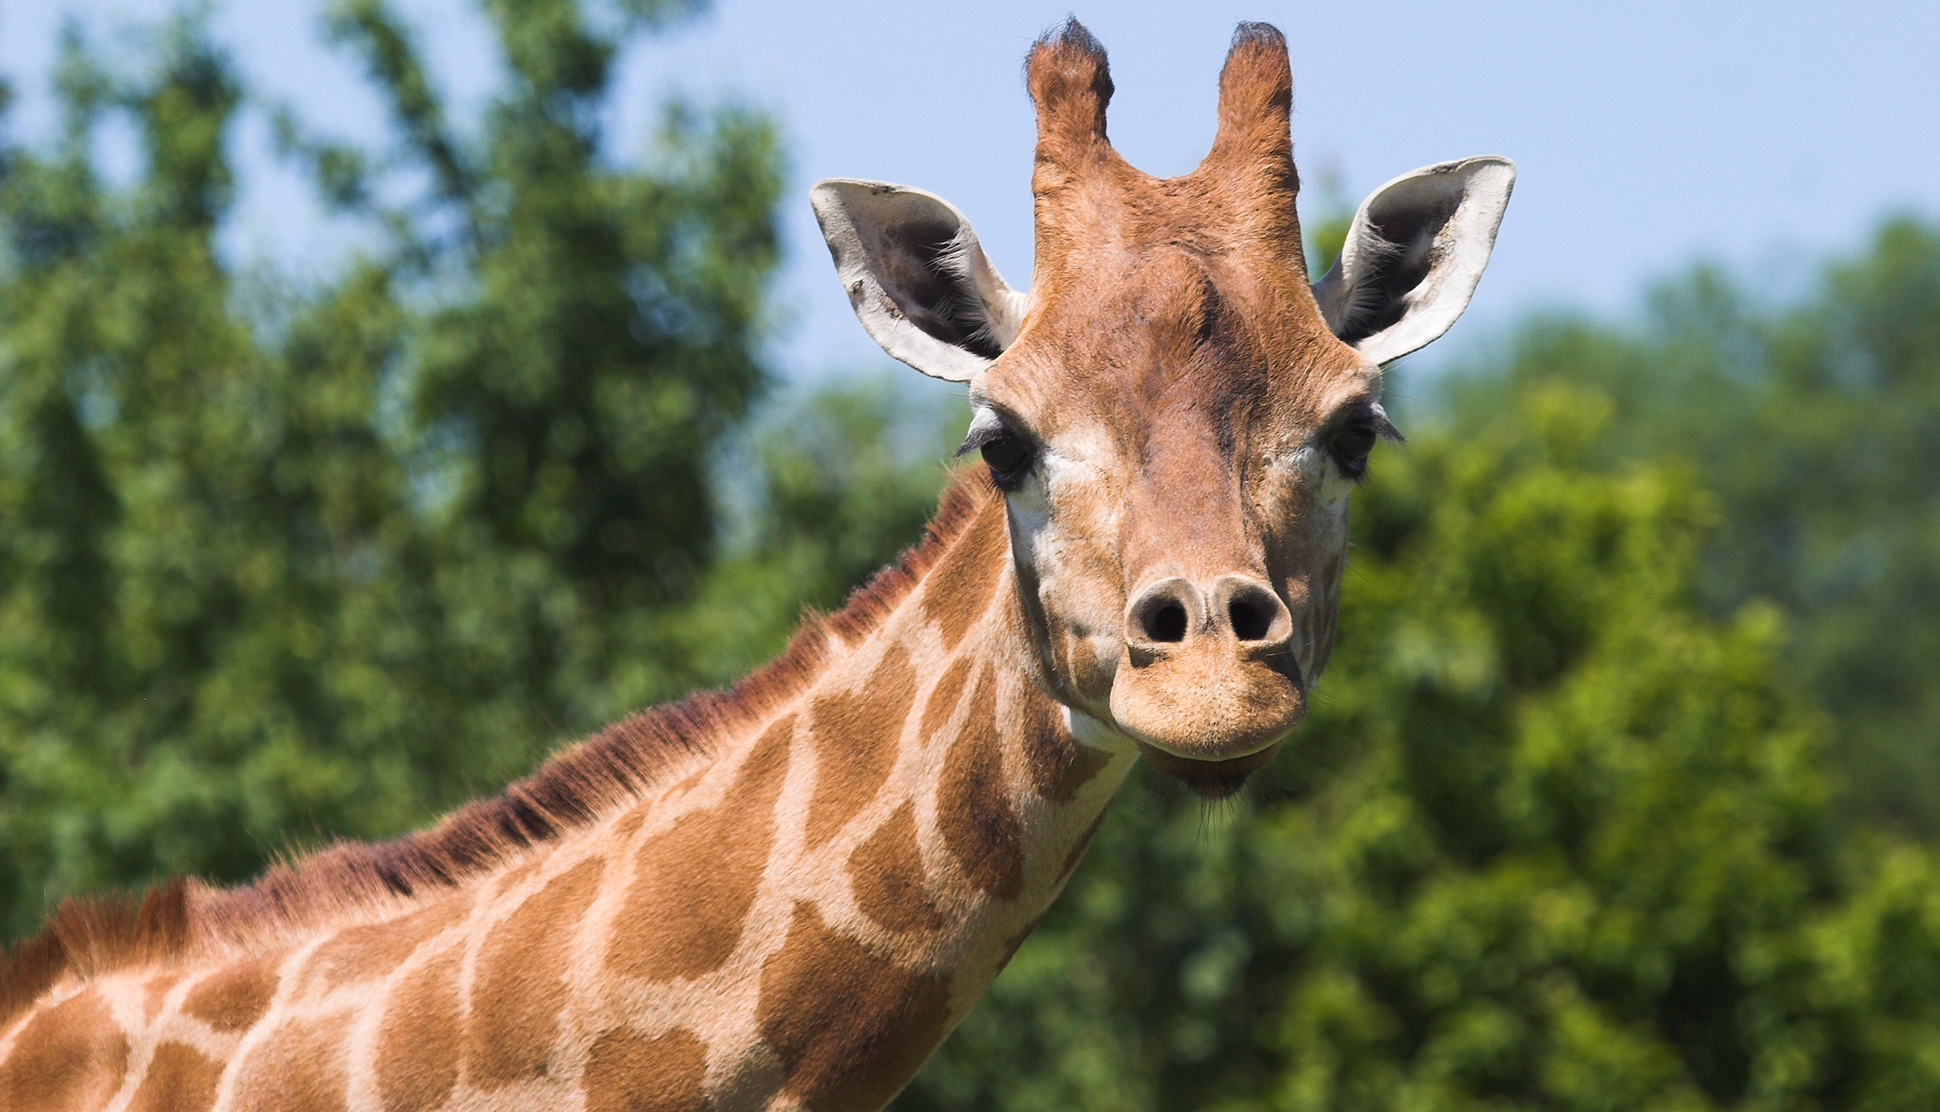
589, 480, 1139, 1108
0, 474, 1141, 1112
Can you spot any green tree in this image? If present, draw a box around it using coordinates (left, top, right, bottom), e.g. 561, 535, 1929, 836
656, 375, 968, 686
0, 0, 781, 936
1442, 219, 1940, 835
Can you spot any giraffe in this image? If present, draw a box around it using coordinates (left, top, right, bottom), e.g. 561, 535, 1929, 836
0, 20, 1513, 1112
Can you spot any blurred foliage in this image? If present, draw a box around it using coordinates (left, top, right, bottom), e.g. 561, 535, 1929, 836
658, 376, 967, 683
0, 0, 790, 935
7, 4, 1940, 1109
1439, 220, 1940, 838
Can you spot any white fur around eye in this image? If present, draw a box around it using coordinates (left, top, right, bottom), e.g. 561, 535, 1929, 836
1278, 444, 1325, 478
1316, 461, 1358, 506
1005, 439, 1100, 527
1005, 468, 1051, 536
1269, 444, 1356, 508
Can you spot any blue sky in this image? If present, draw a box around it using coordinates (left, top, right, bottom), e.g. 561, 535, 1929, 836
4, 0, 1938, 381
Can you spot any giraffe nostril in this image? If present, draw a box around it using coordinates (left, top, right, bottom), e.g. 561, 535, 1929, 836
1213, 576, 1292, 646
1126, 577, 1206, 646
1228, 598, 1270, 642
1143, 601, 1188, 643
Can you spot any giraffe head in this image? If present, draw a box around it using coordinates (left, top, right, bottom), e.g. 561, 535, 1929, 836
813, 21, 1512, 796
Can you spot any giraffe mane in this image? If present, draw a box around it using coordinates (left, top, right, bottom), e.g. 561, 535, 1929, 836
1, 466, 1001, 1027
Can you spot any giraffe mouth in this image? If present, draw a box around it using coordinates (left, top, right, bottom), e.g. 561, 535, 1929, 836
1133, 739, 1282, 799
1106, 633, 1306, 784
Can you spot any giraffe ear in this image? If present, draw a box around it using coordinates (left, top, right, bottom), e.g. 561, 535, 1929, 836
811, 179, 1029, 382
1312, 156, 1516, 366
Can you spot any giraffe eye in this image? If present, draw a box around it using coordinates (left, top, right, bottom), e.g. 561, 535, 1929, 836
959, 407, 1035, 490
1330, 421, 1377, 477
980, 434, 1033, 487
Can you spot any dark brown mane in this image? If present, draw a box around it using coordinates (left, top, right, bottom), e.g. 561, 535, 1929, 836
1, 466, 1000, 1027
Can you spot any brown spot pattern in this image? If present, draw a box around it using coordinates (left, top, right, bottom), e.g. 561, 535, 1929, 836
918, 655, 974, 745
376, 948, 461, 1112
467, 856, 604, 1086
804, 646, 916, 850
609, 716, 793, 983
141, 972, 183, 1022
304, 897, 461, 993
1017, 688, 1108, 802
183, 952, 280, 1033
936, 671, 1026, 900
848, 803, 946, 934
757, 904, 952, 1112
231, 1013, 351, 1112
609, 806, 647, 847
920, 505, 1008, 650
0, 989, 126, 1112
581, 1026, 711, 1112
127, 1042, 222, 1112
490, 856, 542, 900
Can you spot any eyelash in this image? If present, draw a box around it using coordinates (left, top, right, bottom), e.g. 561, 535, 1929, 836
1327, 403, 1400, 481
958, 411, 1036, 490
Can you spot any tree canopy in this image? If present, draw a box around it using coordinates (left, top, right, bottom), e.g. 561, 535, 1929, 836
1442, 222, 1940, 837
0, 0, 782, 936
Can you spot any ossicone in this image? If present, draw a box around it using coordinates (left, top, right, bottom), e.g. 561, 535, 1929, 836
1026, 19, 1114, 160
1206, 21, 1295, 183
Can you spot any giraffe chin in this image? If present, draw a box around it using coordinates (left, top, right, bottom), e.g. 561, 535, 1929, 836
1133, 739, 1283, 799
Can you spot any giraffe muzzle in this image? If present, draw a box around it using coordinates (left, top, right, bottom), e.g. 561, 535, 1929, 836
1110, 573, 1305, 787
